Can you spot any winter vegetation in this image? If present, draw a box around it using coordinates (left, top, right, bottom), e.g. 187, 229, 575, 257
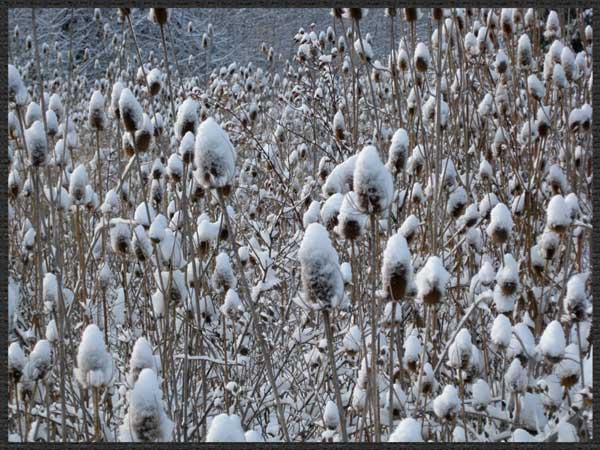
7, 7, 593, 443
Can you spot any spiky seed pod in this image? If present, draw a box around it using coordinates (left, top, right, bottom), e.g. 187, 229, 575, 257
486, 203, 513, 244
119, 88, 143, 133
110, 220, 131, 254
353, 145, 393, 214
135, 114, 153, 152
88, 90, 106, 130
150, 8, 169, 26
414, 42, 430, 72
382, 232, 412, 301
331, 8, 344, 18
193, 117, 236, 190
347, 8, 363, 21
416, 256, 450, 305
517, 33, 532, 68
25, 120, 47, 167
404, 8, 418, 22
299, 223, 344, 309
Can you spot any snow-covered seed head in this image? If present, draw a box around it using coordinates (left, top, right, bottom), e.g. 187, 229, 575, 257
323, 400, 340, 430
193, 117, 236, 191
504, 358, 527, 393
8, 342, 26, 383
448, 328, 472, 370
500, 8, 514, 36
353, 145, 393, 214
333, 109, 345, 140
26, 102, 42, 127
564, 272, 588, 321
538, 320, 566, 364
382, 232, 412, 301
471, 379, 491, 411
388, 417, 423, 442
133, 225, 153, 262
537, 228, 558, 260
527, 74, 545, 101
119, 88, 143, 133
386, 128, 408, 175
135, 114, 153, 152
404, 8, 419, 22
416, 256, 450, 305
401, 333, 421, 373
211, 252, 236, 293
9, 64, 28, 106
147, 68, 163, 96
495, 253, 519, 296
546, 195, 571, 233
544, 10, 561, 40
25, 120, 48, 167
88, 90, 106, 130
336, 191, 366, 240
554, 344, 580, 388
221, 289, 243, 320
495, 49, 509, 74
433, 384, 459, 421
75, 324, 113, 389
414, 42, 430, 72
517, 33, 532, 68
27, 339, 52, 381
486, 203, 513, 244
447, 186, 467, 218
43, 272, 58, 305
299, 223, 343, 309
149, 8, 169, 26
122, 368, 173, 442
179, 131, 195, 164
129, 337, 156, 383
206, 413, 245, 442
69, 164, 89, 204
175, 98, 198, 139
110, 81, 124, 119
399, 214, 420, 244
110, 220, 131, 254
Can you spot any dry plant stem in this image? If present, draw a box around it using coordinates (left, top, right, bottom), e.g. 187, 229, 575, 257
322, 308, 348, 441
414, 304, 430, 410
159, 23, 177, 121
216, 190, 291, 442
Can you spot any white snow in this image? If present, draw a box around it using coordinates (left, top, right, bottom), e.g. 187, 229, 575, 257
206, 413, 246, 442
8, 342, 26, 374
323, 400, 339, 429
121, 368, 173, 442
75, 324, 113, 389
471, 379, 491, 411
491, 314, 512, 348
433, 384, 459, 420
25, 120, 47, 166
299, 223, 343, 308
381, 232, 412, 300
322, 155, 357, 196
69, 164, 89, 203
547, 195, 571, 231
193, 117, 236, 189
388, 417, 423, 442
353, 145, 394, 214
176, 98, 198, 139
486, 202, 513, 241
504, 358, 527, 392
415, 256, 450, 303
118, 88, 144, 132
386, 128, 409, 174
